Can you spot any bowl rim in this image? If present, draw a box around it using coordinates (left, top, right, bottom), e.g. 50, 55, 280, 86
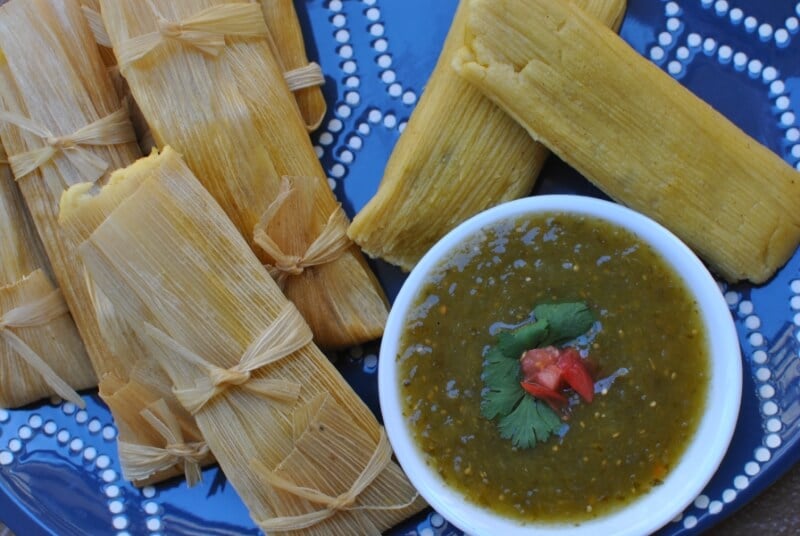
378, 194, 742, 536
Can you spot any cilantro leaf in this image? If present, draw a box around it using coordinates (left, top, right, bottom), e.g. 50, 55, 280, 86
496, 319, 550, 361
481, 345, 525, 419
483, 346, 521, 389
534, 302, 596, 346
481, 381, 524, 420
497, 396, 561, 449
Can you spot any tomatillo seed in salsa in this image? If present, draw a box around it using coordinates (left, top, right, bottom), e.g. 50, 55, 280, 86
396, 212, 710, 523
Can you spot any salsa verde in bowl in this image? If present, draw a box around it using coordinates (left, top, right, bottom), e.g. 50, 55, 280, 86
379, 195, 742, 536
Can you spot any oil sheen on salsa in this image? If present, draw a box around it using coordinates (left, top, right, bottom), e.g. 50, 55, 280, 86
397, 212, 710, 523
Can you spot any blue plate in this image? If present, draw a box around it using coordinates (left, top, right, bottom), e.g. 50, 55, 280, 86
2, 1, 800, 534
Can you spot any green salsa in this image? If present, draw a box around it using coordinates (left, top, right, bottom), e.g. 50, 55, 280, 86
397, 212, 710, 523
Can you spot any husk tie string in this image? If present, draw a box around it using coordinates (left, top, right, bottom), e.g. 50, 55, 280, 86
283, 62, 325, 92
0, 287, 84, 407
118, 399, 209, 486
253, 429, 420, 532
254, 177, 352, 287
144, 303, 312, 415
116, 2, 269, 67
0, 107, 136, 183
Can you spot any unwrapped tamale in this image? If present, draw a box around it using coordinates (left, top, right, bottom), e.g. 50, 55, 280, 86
258, 0, 327, 131
454, 0, 800, 283
67, 147, 425, 534
348, 0, 626, 271
0, 144, 94, 407
99, 0, 387, 348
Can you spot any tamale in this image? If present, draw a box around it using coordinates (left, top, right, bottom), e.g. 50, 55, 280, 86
348, 0, 626, 271
258, 0, 327, 130
454, 0, 800, 283
66, 147, 425, 534
100, 0, 388, 348
0, 0, 142, 379
0, 143, 94, 407
60, 149, 212, 486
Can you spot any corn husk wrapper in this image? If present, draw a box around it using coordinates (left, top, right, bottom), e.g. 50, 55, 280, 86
68, 147, 425, 534
79, 1, 156, 154
454, 0, 800, 283
348, 0, 626, 271
258, 0, 326, 130
0, 269, 94, 407
60, 149, 211, 485
0, 144, 94, 406
79, 0, 116, 65
99, 0, 388, 348
0, 143, 48, 285
101, 365, 212, 487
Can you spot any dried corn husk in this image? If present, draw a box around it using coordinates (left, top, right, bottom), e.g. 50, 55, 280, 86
0, 268, 94, 408
0, 118, 94, 408
101, 365, 213, 487
80, 0, 116, 65
258, 0, 327, 130
348, 0, 626, 271
454, 0, 800, 283
0, 143, 47, 286
79, 1, 156, 154
60, 148, 211, 485
100, 0, 388, 348
69, 147, 425, 534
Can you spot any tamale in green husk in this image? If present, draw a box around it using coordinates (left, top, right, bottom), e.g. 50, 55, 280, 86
348, 0, 627, 271
454, 0, 800, 283
67, 146, 426, 534
258, 0, 327, 130
99, 0, 388, 348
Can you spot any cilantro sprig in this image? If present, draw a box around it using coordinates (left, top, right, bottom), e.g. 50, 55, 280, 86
481, 302, 595, 449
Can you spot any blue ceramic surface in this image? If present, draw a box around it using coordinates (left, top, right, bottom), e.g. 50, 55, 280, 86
2, 0, 800, 534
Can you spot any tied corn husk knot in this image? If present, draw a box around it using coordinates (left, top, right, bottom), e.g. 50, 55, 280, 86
283, 62, 325, 92
254, 177, 352, 287
0, 288, 84, 407
253, 429, 419, 532
116, 2, 269, 67
145, 303, 312, 415
0, 107, 136, 183
118, 399, 209, 486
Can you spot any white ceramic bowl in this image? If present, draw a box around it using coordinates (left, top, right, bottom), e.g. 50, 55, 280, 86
379, 195, 742, 536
